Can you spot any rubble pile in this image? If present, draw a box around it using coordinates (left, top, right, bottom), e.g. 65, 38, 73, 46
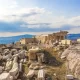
0, 44, 48, 80
61, 44, 80, 78
26, 47, 46, 80
0, 44, 27, 80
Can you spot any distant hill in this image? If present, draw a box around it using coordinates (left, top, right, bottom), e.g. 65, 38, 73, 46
0, 34, 80, 44
0, 34, 34, 44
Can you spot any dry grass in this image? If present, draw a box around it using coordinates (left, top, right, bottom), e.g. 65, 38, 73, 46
45, 63, 66, 80
23, 63, 29, 74
44, 48, 67, 80
23, 47, 67, 80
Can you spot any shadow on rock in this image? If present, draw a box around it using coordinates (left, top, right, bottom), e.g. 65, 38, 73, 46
43, 50, 63, 67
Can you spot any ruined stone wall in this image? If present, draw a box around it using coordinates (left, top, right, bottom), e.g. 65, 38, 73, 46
35, 35, 48, 44
35, 31, 68, 44
20, 38, 36, 44
20, 39, 26, 44
77, 39, 80, 43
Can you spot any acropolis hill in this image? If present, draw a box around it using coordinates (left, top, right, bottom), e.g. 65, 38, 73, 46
19, 31, 68, 45
0, 31, 80, 80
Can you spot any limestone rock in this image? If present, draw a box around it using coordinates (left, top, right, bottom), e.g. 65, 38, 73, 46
61, 44, 80, 78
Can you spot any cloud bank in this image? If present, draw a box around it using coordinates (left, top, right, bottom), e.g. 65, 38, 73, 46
0, 0, 80, 36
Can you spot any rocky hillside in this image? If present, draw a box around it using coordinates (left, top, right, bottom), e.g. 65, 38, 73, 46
61, 44, 80, 79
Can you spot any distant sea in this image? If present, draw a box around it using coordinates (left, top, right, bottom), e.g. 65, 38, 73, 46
0, 34, 80, 44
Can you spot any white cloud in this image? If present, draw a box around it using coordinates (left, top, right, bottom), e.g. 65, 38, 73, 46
21, 12, 80, 29
0, 0, 18, 16
0, 32, 33, 37
0, 27, 80, 37
0, 0, 80, 29
1, 27, 80, 37
0, 0, 80, 34
68, 16, 80, 26
20, 24, 40, 28
22, 14, 80, 29
0, 32, 53, 37
68, 27, 80, 34
0, 7, 46, 22
1, 7, 80, 31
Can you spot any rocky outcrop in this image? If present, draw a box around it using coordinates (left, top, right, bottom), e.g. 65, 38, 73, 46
61, 44, 80, 78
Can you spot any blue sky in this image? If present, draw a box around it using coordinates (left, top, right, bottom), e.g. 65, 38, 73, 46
0, 0, 80, 36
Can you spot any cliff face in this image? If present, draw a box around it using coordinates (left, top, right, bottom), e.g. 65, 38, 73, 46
61, 44, 80, 78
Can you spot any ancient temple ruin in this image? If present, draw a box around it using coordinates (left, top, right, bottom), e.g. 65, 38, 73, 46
35, 31, 68, 44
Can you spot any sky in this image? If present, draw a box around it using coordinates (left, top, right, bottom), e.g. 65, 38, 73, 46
0, 0, 80, 37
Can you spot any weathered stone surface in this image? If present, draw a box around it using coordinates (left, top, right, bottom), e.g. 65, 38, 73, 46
61, 44, 80, 78
5, 60, 12, 71
0, 66, 4, 74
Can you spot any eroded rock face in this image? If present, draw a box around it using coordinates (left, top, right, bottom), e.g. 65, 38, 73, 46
61, 44, 80, 78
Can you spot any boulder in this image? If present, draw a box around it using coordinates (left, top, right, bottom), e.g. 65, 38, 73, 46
5, 60, 12, 71
0, 72, 13, 80
61, 44, 80, 78
33, 66, 40, 70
